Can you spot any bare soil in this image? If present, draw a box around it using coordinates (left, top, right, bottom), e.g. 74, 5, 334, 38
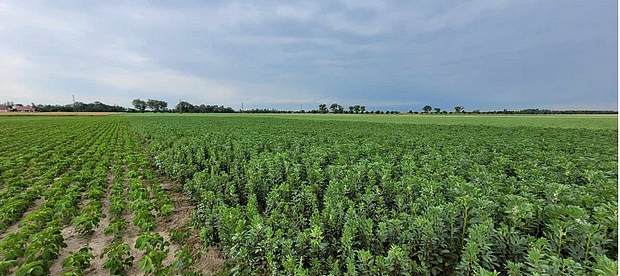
84, 188, 114, 275
157, 177, 224, 275
48, 224, 89, 275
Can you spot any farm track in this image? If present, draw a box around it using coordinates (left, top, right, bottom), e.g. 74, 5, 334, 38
0, 117, 215, 275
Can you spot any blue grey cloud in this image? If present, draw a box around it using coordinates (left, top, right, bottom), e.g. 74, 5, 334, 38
0, 0, 616, 111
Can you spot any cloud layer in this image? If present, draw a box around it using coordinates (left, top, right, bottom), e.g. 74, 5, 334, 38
0, 0, 617, 111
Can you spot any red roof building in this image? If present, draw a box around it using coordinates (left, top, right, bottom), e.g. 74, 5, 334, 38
14, 106, 35, 112
0, 105, 9, 112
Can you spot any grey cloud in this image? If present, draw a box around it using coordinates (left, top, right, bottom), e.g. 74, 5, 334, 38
0, 0, 616, 111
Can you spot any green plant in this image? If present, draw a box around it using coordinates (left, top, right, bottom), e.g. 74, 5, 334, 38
61, 247, 94, 272
102, 242, 134, 276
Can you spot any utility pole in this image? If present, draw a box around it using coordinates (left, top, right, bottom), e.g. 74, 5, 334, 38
72, 94, 75, 112
241, 102, 244, 112
179, 99, 182, 114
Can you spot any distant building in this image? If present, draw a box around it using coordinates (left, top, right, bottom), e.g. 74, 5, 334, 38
0, 105, 9, 112
14, 106, 35, 112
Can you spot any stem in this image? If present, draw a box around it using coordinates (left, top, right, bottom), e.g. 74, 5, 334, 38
557, 226, 564, 257
460, 202, 469, 249
583, 232, 592, 273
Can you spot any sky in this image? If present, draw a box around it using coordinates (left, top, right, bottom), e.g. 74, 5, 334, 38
0, 0, 617, 111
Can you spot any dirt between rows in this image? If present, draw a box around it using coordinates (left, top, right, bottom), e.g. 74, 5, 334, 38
157, 177, 224, 275
46, 170, 224, 275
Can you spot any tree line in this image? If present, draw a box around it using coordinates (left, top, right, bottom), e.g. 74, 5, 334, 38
10, 99, 617, 114
170, 100, 235, 113
33, 101, 127, 112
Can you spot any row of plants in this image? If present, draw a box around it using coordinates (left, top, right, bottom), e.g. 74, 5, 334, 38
101, 124, 135, 276
0, 117, 121, 275
128, 115, 618, 275
100, 121, 203, 276
0, 120, 106, 233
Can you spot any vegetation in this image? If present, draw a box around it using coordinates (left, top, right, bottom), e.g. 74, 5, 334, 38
127, 115, 618, 275
0, 113, 616, 275
0, 116, 202, 275
34, 101, 127, 112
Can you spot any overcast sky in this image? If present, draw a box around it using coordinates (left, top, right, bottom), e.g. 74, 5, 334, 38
0, 0, 617, 111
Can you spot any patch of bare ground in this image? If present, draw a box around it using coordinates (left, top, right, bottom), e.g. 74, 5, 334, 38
48, 224, 89, 275
0, 196, 45, 240
84, 186, 114, 275
156, 176, 224, 275
122, 167, 146, 276
122, 211, 144, 276
49, 169, 115, 275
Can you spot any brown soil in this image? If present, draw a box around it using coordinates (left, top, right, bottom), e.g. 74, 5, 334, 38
49, 163, 116, 275
121, 212, 144, 276
48, 225, 89, 275
156, 177, 224, 275
84, 188, 114, 275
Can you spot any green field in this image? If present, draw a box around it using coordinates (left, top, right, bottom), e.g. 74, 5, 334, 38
128, 113, 618, 130
0, 114, 617, 275
250, 114, 619, 130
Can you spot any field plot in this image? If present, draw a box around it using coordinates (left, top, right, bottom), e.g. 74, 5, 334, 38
127, 115, 618, 275
248, 114, 618, 130
0, 117, 214, 276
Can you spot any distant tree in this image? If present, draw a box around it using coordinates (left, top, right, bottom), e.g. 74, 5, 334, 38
454, 106, 464, 113
434, 107, 441, 114
360, 106, 366, 113
159, 100, 168, 112
422, 105, 432, 113
146, 99, 156, 112
329, 103, 339, 113
147, 99, 167, 112
132, 99, 147, 113
318, 104, 328, 114
329, 103, 344, 113
353, 105, 361, 114
348, 106, 354, 114
408, 110, 413, 114
175, 101, 194, 113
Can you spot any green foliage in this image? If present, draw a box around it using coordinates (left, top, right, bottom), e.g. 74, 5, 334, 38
15, 260, 45, 276
61, 247, 94, 272
136, 233, 171, 275
102, 242, 134, 276
126, 115, 618, 275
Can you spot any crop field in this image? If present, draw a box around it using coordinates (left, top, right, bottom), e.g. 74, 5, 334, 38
0, 116, 219, 276
0, 114, 617, 275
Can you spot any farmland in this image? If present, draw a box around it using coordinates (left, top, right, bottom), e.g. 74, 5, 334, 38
0, 116, 217, 275
128, 114, 617, 275
0, 114, 617, 275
